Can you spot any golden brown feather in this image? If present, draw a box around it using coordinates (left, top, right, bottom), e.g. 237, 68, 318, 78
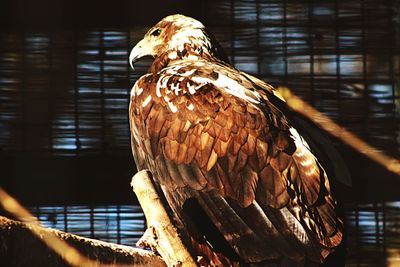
129, 14, 344, 266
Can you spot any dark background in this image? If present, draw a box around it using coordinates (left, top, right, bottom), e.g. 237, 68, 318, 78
0, 0, 399, 205
0, 0, 399, 265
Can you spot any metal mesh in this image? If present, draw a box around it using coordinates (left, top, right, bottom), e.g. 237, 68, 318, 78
0, 1, 399, 266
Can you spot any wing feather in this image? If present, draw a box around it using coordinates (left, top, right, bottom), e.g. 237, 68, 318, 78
130, 59, 343, 264
197, 191, 277, 262
176, 164, 204, 190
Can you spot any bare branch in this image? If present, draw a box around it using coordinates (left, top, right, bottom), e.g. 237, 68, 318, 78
0, 215, 166, 267
131, 170, 197, 267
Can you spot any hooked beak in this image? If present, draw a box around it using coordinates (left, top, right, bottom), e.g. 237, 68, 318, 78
129, 39, 152, 70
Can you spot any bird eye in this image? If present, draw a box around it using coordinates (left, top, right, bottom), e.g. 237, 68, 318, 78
151, 29, 161, 37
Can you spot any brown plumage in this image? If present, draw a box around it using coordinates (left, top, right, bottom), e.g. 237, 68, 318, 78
129, 14, 344, 266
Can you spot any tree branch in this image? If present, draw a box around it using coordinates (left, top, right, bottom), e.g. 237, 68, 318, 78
0, 215, 166, 267
131, 170, 197, 267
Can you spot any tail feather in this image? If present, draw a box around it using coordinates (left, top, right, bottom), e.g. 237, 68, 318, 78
162, 186, 332, 266
197, 191, 279, 262
227, 199, 302, 260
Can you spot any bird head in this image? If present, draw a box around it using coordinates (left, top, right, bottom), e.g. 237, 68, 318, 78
129, 14, 229, 69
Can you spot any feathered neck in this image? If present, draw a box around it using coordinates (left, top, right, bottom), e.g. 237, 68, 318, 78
149, 47, 207, 73
149, 31, 230, 73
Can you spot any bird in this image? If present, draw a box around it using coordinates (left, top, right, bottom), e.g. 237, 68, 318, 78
129, 14, 348, 267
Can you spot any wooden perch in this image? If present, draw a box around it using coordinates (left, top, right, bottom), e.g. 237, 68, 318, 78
0, 215, 166, 267
0, 170, 200, 267
131, 170, 197, 267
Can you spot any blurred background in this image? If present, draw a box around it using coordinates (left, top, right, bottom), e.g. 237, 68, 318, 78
0, 0, 399, 266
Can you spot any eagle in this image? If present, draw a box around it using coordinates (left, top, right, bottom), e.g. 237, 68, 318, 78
129, 14, 347, 266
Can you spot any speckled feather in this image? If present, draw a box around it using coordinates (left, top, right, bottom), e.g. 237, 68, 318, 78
129, 14, 343, 266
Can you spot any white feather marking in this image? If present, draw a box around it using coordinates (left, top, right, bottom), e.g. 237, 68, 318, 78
136, 87, 143, 96
168, 28, 207, 51
190, 76, 210, 85
187, 103, 194, 111
168, 101, 178, 113
142, 95, 152, 107
156, 84, 162, 97
170, 82, 181, 95
168, 51, 178, 60
182, 69, 197, 76
186, 54, 198, 60
216, 75, 260, 103
160, 76, 168, 86
187, 82, 196, 94
156, 76, 169, 98
191, 75, 261, 104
